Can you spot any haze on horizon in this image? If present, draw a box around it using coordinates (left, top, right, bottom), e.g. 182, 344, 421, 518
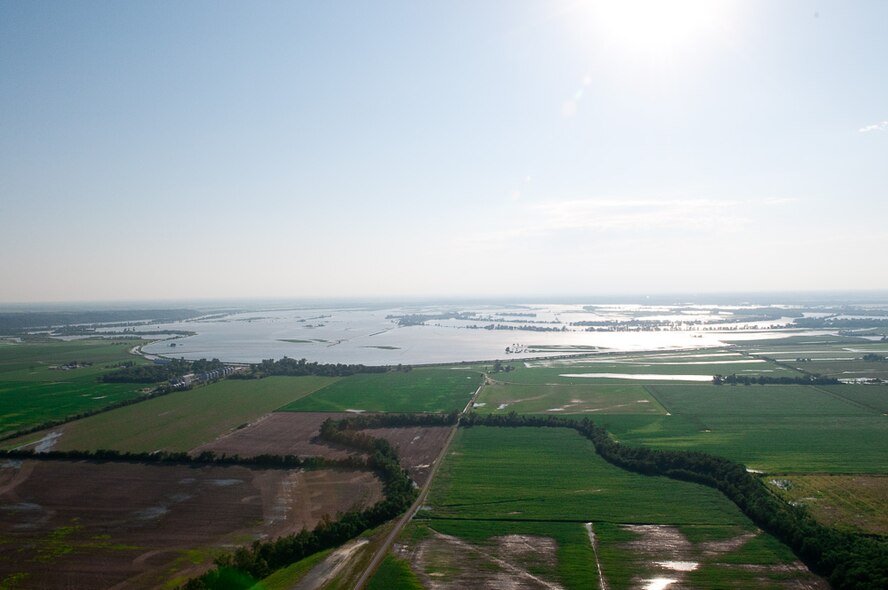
2, 1, 887, 304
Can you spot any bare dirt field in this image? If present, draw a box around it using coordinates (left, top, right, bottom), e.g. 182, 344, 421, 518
360, 426, 452, 486
194, 412, 453, 486
192, 412, 356, 460
0, 459, 381, 589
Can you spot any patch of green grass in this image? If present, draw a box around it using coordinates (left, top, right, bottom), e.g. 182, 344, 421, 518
249, 548, 334, 590
474, 382, 665, 415
5, 376, 336, 452
0, 339, 148, 437
366, 555, 423, 590
278, 369, 483, 413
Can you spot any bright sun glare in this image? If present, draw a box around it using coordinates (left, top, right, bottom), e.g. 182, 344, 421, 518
587, 0, 732, 57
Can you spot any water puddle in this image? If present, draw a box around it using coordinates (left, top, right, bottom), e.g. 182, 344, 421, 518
643, 578, 678, 590
560, 373, 713, 382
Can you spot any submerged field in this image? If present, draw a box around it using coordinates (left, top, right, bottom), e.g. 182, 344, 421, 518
278, 369, 483, 413
0, 338, 148, 437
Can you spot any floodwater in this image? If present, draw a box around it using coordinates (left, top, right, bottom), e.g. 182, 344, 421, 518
137, 303, 834, 365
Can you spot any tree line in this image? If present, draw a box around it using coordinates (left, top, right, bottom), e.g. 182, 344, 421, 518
231, 356, 390, 379
462, 412, 887, 590
712, 373, 840, 386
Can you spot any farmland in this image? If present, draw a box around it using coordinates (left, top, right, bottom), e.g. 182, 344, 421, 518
766, 474, 888, 535
391, 426, 826, 589
5, 376, 336, 452
0, 338, 149, 437
0, 459, 382, 589
278, 369, 482, 413
473, 382, 666, 414
1, 322, 886, 588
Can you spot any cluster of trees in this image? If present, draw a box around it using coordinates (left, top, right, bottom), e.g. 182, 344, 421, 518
182, 415, 423, 589
232, 357, 389, 379
712, 374, 840, 386
101, 358, 225, 383
462, 413, 888, 590
862, 353, 886, 362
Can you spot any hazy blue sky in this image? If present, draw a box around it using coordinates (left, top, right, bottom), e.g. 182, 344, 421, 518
1, 1, 886, 303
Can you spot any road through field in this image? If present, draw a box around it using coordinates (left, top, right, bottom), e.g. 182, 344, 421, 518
349, 377, 487, 590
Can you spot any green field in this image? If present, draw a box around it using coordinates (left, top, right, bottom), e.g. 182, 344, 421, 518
0, 338, 149, 437
5, 375, 336, 452
408, 426, 815, 589
473, 382, 665, 414
817, 384, 888, 413
278, 369, 483, 413
428, 426, 746, 524
596, 412, 888, 473
646, 383, 871, 417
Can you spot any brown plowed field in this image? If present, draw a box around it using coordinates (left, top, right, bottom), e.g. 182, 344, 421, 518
194, 412, 453, 486
0, 459, 382, 589
192, 412, 356, 460
360, 426, 452, 486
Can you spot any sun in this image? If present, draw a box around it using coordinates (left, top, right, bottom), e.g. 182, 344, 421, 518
585, 0, 734, 58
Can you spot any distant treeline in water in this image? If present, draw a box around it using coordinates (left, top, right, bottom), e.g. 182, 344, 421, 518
0, 309, 200, 333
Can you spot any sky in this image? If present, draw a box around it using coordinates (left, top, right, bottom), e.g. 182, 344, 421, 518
1, 0, 886, 303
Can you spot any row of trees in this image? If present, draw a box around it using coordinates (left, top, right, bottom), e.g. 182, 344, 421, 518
233, 356, 389, 379
712, 373, 840, 385
101, 357, 227, 383
462, 413, 887, 590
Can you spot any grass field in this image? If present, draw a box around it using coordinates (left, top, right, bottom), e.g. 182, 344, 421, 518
766, 474, 888, 535
0, 338, 149, 437
427, 426, 748, 524
405, 426, 821, 589
473, 382, 666, 414
597, 413, 888, 473
645, 383, 871, 417
816, 384, 888, 413
277, 368, 483, 413
5, 376, 336, 452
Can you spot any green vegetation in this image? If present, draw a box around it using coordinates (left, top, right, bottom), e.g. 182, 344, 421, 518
474, 382, 665, 414
278, 368, 482, 413
647, 383, 868, 416
5, 376, 336, 452
767, 474, 888, 535
818, 384, 888, 412
248, 549, 333, 590
366, 555, 423, 590
417, 426, 819, 589
0, 338, 149, 437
